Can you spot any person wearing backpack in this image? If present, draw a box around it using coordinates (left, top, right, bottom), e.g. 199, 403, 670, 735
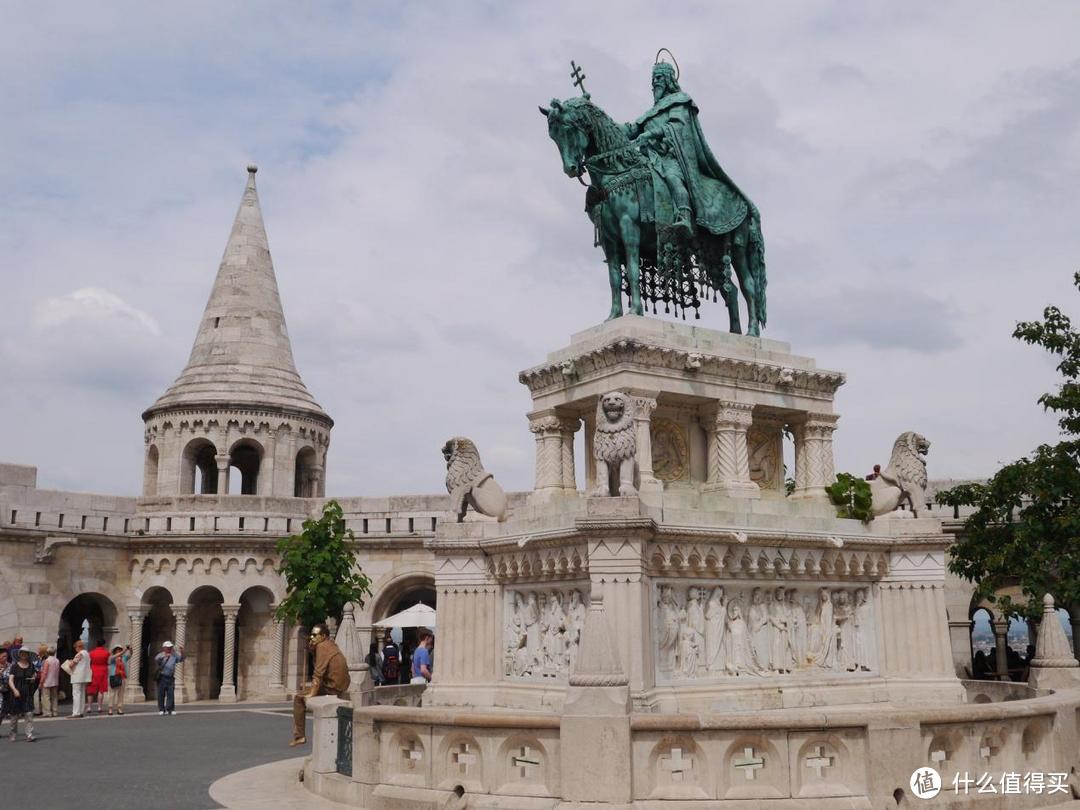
381, 637, 400, 685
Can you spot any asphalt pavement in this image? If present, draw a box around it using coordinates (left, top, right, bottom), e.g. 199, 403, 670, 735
0, 702, 311, 810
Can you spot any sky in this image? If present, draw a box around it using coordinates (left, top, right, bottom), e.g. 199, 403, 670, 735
2, 2, 1079, 498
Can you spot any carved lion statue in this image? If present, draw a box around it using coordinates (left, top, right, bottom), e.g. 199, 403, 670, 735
592, 391, 637, 497
868, 431, 930, 518
442, 437, 507, 522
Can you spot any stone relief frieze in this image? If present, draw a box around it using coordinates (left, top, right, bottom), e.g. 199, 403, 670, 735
503, 585, 588, 681
653, 581, 876, 682
651, 418, 689, 482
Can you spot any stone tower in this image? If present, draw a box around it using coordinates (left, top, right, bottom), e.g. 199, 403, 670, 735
141, 166, 332, 498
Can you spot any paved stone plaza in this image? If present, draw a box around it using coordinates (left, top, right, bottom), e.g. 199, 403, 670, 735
2, 704, 309, 810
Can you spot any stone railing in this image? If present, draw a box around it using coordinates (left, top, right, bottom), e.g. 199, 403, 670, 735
304, 688, 1080, 808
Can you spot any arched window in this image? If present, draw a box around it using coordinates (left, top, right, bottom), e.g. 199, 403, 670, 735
180, 439, 219, 495
143, 445, 160, 496
229, 440, 263, 496
294, 447, 317, 497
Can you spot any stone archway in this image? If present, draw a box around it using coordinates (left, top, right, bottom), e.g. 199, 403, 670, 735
187, 585, 225, 700
229, 438, 263, 496
57, 593, 118, 704
138, 586, 175, 700
236, 585, 276, 700
370, 573, 436, 686
181, 437, 219, 495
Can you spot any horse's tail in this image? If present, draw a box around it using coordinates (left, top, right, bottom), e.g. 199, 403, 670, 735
748, 206, 767, 329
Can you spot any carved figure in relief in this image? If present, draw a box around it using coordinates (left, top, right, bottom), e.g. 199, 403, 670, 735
678, 587, 705, 678
867, 431, 930, 518
834, 590, 856, 671
442, 437, 508, 522
809, 588, 836, 669
567, 590, 586, 671
769, 586, 791, 673
748, 588, 770, 671
657, 585, 680, 673
592, 391, 637, 497
853, 588, 872, 671
523, 592, 542, 665
786, 589, 807, 667
723, 599, 755, 675
704, 587, 726, 672
505, 592, 527, 675
544, 591, 567, 671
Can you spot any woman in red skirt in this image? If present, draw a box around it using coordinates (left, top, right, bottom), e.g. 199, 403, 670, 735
87, 640, 110, 715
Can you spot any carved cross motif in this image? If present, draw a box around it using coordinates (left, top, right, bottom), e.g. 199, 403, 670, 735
734, 747, 766, 780
513, 745, 541, 779
661, 747, 693, 782
401, 740, 423, 769
804, 745, 834, 778
452, 742, 477, 774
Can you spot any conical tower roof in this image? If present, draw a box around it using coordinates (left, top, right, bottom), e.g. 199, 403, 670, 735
145, 166, 331, 424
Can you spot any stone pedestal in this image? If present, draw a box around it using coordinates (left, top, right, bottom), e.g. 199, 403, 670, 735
1028, 593, 1080, 691
308, 695, 351, 774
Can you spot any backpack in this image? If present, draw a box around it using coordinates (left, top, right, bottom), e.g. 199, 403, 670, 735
382, 646, 400, 682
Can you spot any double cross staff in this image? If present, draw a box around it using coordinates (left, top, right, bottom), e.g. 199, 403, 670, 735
570, 60, 590, 99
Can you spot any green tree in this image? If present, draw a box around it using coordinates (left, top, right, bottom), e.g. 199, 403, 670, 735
938, 271, 1080, 619
826, 472, 874, 522
274, 500, 372, 629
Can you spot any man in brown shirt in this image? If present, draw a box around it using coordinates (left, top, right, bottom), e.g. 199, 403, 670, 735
291, 623, 351, 746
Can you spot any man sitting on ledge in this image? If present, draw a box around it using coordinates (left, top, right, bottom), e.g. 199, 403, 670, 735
291, 622, 350, 747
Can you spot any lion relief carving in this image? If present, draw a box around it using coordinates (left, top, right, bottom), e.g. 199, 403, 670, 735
592, 391, 638, 497
442, 437, 508, 522
868, 431, 930, 518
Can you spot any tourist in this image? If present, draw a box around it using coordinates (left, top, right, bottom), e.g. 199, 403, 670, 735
7, 648, 38, 742
107, 645, 131, 716
38, 648, 60, 717
381, 636, 400, 685
290, 623, 349, 746
410, 628, 434, 684
0, 649, 9, 734
67, 639, 92, 718
87, 639, 110, 715
366, 641, 384, 686
7, 636, 23, 659
33, 645, 48, 715
154, 641, 184, 715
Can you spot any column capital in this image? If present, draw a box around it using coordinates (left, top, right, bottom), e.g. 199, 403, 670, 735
126, 605, 149, 620
528, 411, 563, 436
171, 604, 189, 619
214, 453, 230, 467
795, 412, 840, 434
222, 604, 241, 620
628, 393, 658, 418
712, 401, 754, 429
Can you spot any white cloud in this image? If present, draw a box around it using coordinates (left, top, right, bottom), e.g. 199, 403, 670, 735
34, 288, 161, 336
2, 3, 1079, 495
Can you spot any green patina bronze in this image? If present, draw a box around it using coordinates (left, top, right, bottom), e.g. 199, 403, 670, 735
541, 54, 767, 334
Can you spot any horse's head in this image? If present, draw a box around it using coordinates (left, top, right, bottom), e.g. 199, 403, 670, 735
539, 97, 592, 178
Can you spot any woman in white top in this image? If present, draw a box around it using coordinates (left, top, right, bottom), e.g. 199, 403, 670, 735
67, 640, 92, 718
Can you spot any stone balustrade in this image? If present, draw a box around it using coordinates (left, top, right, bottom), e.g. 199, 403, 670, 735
305, 688, 1080, 808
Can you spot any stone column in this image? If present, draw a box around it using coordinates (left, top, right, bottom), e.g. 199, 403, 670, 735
215, 454, 231, 495
703, 402, 759, 498
790, 413, 839, 500
559, 417, 581, 492
269, 615, 287, 697
529, 412, 564, 497
172, 605, 189, 705
260, 429, 277, 496
310, 465, 324, 498
125, 607, 147, 703
630, 394, 662, 504
992, 619, 1010, 681
219, 604, 240, 702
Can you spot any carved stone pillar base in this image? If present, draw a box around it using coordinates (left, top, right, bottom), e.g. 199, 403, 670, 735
637, 476, 664, 508
703, 480, 761, 499
218, 684, 238, 703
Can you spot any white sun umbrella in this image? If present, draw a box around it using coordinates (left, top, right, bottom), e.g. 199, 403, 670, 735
374, 602, 436, 629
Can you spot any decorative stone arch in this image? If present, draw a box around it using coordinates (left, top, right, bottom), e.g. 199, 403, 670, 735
435, 731, 486, 793
646, 734, 707, 799
235, 584, 277, 700
57, 591, 120, 705
368, 571, 437, 625
138, 586, 176, 699
187, 585, 226, 700
143, 443, 160, 496
228, 437, 264, 495
495, 734, 552, 796
387, 727, 428, 786
293, 444, 320, 497
180, 437, 219, 494
792, 733, 856, 798
721, 735, 786, 799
